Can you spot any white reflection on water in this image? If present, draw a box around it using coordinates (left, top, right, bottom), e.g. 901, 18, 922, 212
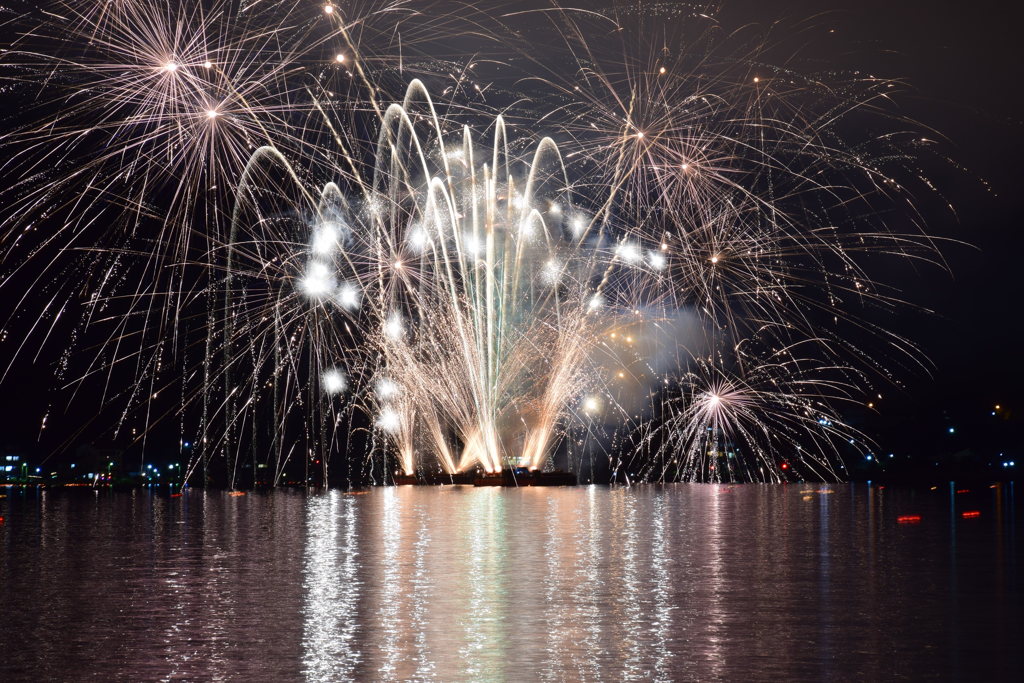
293, 485, 1024, 680
615, 489, 644, 676
295, 487, 731, 679
376, 487, 402, 678
302, 492, 361, 679
577, 485, 606, 678
703, 486, 726, 681
459, 489, 508, 679
1, 484, 1021, 680
650, 491, 672, 680
408, 492, 436, 679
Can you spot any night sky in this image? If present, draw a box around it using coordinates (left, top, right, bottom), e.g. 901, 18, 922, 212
677, 1, 1024, 465
739, 0, 1024, 460
724, 0, 1023, 396
1, 0, 1021, 470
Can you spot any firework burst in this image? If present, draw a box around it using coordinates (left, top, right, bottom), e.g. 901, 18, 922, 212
0, 1, 949, 485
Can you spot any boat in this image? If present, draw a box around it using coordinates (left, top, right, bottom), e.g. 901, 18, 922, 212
474, 468, 577, 487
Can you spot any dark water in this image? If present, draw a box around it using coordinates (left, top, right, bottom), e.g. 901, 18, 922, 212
1, 483, 1020, 681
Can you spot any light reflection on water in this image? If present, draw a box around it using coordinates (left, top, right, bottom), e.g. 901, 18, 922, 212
1, 484, 1021, 680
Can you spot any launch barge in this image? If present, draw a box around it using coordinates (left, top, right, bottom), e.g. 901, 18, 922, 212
391, 468, 576, 486
473, 468, 577, 487
392, 471, 477, 485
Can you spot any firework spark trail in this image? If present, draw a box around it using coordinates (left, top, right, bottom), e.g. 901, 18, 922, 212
0, 1, 952, 484
294, 79, 634, 476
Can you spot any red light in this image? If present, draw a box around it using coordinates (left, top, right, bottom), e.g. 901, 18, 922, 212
897, 515, 922, 524
781, 463, 789, 470
956, 489, 970, 494
962, 510, 981, 519
170, 493, 182, 498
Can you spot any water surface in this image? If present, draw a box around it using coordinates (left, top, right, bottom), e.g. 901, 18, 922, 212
1, 484, 1020, 680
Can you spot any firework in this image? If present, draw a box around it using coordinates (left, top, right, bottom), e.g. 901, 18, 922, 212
0, 1, 947, 485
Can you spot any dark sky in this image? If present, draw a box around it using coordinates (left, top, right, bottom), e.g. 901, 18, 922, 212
808, 1, 1020, 367
717, 0, 1024, 451
2, 0, 1022, 459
